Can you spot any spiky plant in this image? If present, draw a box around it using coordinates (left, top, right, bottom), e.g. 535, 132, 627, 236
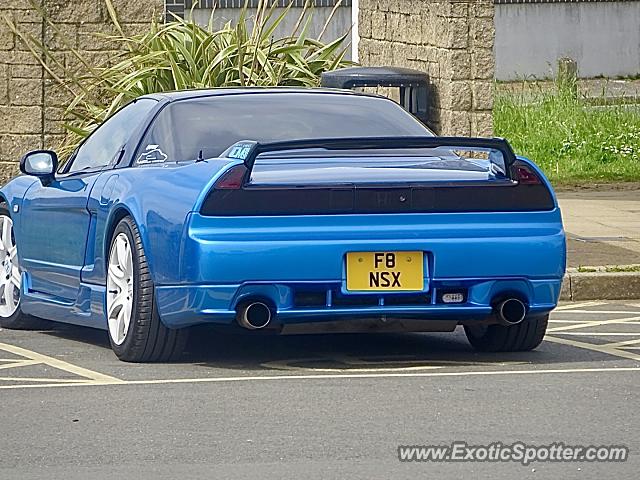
5, 0, 351, 157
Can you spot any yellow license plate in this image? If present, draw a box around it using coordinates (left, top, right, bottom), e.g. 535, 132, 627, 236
346, 251, 424, 291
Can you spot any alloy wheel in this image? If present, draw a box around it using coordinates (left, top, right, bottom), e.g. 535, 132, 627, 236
0, 215, 20, 318
107, 232, 134, 345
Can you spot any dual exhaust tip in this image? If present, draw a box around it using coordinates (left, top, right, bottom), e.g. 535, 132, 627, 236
495, 298, 527, 326
236, 301, 273, 330
236, 296, 527, 330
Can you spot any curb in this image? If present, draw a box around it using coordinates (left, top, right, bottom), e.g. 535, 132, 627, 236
560, 269, 640, 301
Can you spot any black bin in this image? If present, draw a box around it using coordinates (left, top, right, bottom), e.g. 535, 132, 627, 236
320, 66, 431, 127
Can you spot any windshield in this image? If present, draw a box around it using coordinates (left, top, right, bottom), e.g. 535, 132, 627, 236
135, 92, 432, 164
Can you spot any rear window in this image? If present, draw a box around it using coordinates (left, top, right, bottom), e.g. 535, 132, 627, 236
135, 92, 432, 164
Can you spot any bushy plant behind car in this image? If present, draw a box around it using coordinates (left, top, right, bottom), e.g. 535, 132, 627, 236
6, 0, 351, 158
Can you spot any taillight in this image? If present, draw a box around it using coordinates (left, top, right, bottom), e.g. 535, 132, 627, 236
214, 164, 248, 189
516, 165, 541, 185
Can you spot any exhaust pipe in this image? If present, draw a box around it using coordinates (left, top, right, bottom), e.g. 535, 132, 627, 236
495, 298, 527, 326
237, 301, 273, 330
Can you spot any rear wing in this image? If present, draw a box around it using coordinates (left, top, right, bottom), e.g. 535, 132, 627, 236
224, 136, 518, 180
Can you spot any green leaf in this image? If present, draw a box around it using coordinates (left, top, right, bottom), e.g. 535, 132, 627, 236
16, 0, 351, 153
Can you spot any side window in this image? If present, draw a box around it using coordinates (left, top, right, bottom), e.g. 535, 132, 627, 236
66, 98, 157, 174
135, 105, 175, 165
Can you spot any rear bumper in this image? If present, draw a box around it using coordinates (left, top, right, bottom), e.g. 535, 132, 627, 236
155, 209, 565, 329
155, 277, 561, 328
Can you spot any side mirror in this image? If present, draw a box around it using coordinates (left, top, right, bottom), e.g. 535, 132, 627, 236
20, 150, 58, 183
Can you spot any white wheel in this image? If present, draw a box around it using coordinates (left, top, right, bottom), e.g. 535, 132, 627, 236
106, 216, 188, 362
107, 232, 134, 345
0, 214, 21, 318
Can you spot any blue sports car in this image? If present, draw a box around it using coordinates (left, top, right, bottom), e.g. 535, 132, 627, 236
0, 88, 566, 362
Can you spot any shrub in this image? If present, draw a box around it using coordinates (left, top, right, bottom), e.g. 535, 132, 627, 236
5, 0, 351, 157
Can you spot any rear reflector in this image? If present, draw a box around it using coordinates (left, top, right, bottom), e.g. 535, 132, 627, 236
214, 164, 248, 189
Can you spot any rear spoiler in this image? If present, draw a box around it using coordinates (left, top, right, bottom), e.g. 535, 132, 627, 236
224, 136, 518, 179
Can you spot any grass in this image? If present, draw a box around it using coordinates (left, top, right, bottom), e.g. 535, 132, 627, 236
605, 265, 640, 273
576, 265, 640, 273
576, 266, 598, 273
494, 82, 640, 183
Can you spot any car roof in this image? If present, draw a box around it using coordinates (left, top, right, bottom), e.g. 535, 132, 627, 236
141, 87, 376, 103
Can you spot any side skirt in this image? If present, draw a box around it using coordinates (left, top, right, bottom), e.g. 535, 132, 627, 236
20, 273, 108, 330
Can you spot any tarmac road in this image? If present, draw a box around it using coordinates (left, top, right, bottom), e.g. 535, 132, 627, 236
1, 301, 639, 479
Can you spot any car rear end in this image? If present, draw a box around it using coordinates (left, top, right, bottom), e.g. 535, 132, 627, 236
155, 137, 566, 338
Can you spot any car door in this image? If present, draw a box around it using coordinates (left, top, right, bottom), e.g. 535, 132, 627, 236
20, 98, 157, 302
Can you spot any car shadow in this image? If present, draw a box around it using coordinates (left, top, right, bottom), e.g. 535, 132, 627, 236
181, 325, 607, 371
38, 322, 613, 372
42, 322, 112, 349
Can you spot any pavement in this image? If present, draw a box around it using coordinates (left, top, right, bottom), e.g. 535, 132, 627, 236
0, 185, 636, 479
556, 186, 640, 300
0, 300, 639, 479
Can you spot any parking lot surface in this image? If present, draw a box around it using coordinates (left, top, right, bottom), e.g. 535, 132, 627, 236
1, 301, 639, 479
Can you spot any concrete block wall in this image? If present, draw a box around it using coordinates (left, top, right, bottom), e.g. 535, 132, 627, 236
0, 0, 497, 182
0, 0, 164, 183
495, 0, 640, 80
358, 0, 495, 136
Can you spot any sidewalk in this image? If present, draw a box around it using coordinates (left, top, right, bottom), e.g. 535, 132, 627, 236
556, 186, 640, 299
558, 186, 640, 268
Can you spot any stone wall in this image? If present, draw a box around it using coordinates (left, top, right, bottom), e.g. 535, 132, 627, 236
0, 0, 164, 183
0, 0, 496, 182
358, 0, 495, 136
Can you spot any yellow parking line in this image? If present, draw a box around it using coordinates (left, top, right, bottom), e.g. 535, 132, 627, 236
552, 332, 640, 336
602, 338, 640, 348
261, 355, 524, 373
0, 360, 40, 370
0, 366, 639, 390
550, 320, 640, 325
550, 320, 591, 323
0, 342, 124, 384
556, 302, 606, 311
0, 377, 92, 383
545, 335, 640, 362
548, 316, 640, 333
554, 310, 640, 315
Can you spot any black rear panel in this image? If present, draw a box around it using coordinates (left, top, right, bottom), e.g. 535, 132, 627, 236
201, 160, 555, 216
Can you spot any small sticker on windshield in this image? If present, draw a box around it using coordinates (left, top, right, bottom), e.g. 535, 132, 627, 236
137, 145, 168, 164
228, 144, 253, 161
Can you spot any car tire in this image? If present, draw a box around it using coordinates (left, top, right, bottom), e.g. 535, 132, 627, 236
106, 216, 188, 362
463, 313, 548, 352
0, 205, 51, 330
